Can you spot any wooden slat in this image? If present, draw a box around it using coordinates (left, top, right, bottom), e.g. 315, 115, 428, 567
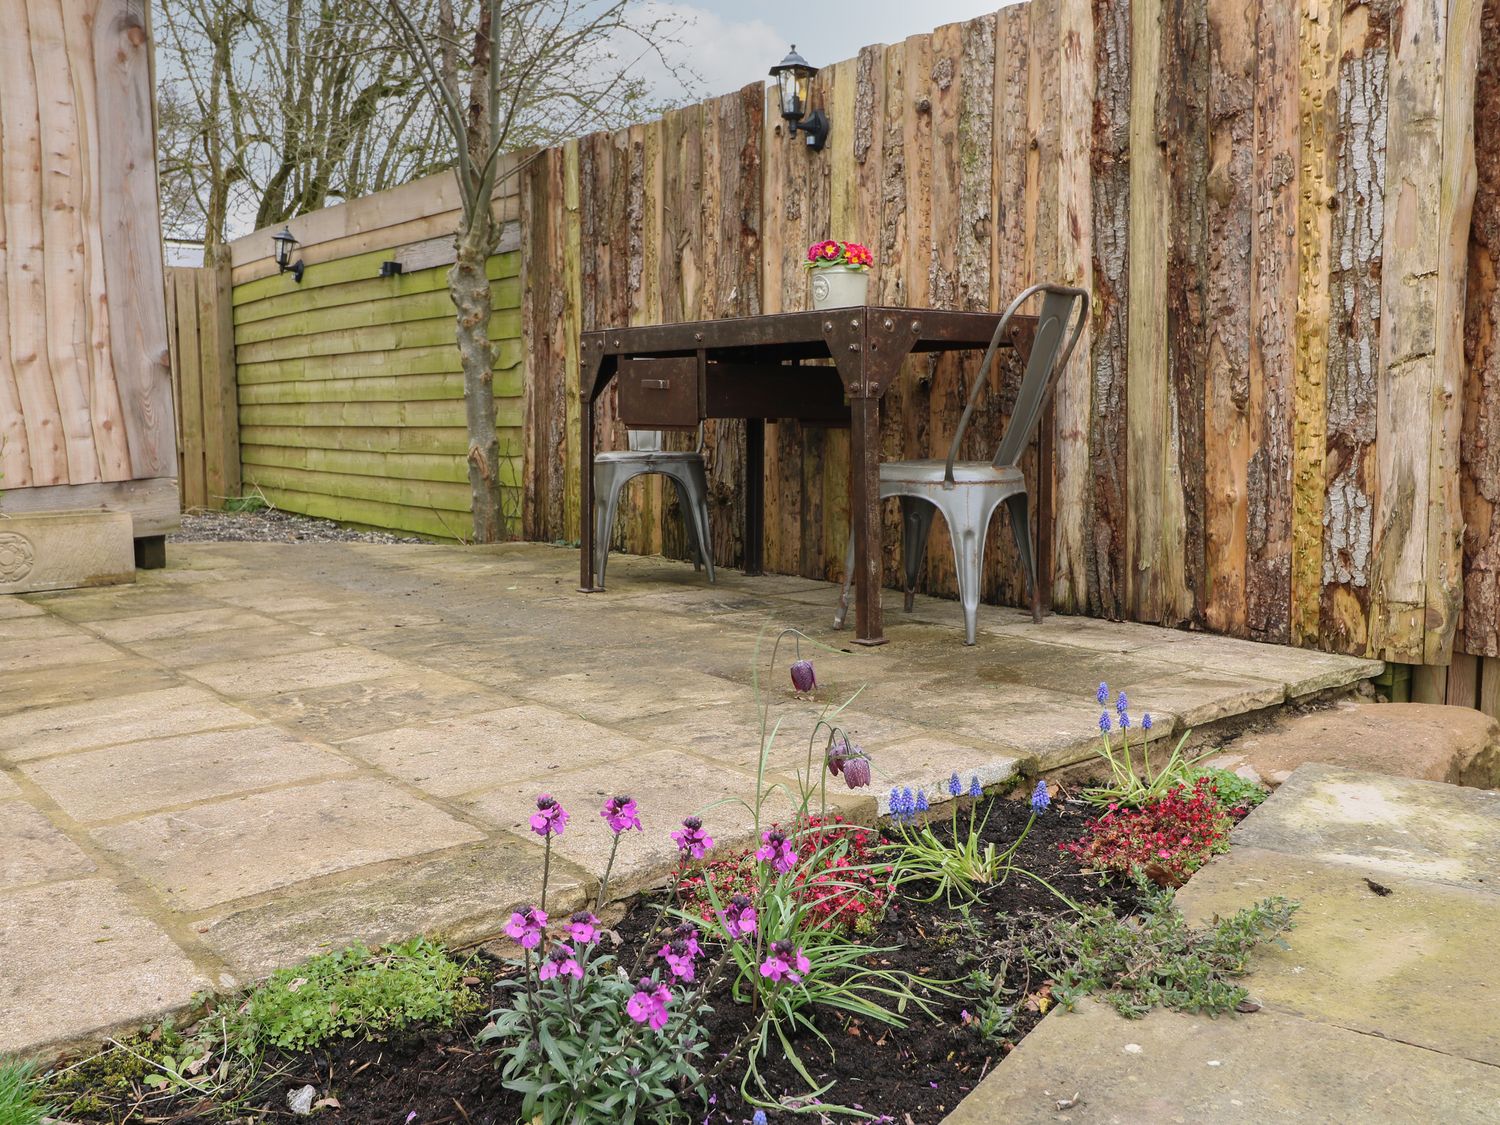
1481, 656, 1500, 718
1411, 662, 1449, 704
0, 476, 179, 536
823, 60, 857, 584
174, 271, 207, 508
1447, 651, 1480, 707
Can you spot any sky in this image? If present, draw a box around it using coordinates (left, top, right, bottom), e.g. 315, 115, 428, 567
630, 0, 1013, 104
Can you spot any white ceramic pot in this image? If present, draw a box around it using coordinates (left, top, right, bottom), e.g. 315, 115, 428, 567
810, 265, 870, 310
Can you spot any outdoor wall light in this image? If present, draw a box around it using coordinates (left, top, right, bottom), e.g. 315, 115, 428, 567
770, 45, 829, 152
272, 227, 305, 283
379, 260, 404, 277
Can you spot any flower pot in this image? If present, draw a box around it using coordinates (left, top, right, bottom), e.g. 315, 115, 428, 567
810, 265, 870, 310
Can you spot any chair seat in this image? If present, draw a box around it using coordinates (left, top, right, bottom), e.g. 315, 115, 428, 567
878, 459, 1024, 487
595, 449, 704, 464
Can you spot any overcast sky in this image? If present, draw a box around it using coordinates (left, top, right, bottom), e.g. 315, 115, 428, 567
632, 0, 1012, 104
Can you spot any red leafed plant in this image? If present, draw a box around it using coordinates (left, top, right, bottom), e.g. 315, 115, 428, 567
677, 814, 891, 935
1060, 777, 1231, 887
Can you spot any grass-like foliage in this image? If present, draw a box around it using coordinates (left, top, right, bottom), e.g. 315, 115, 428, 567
244, 938, 475, 1052
0, 1059, 50, 1125
1191, 766, 1268, 815
1040, 876, 1298, 1018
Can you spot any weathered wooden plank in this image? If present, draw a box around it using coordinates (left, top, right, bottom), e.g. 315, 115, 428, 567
0, 476, 179, 536
1447, 650, 1480, 707
95, 0, 175, 479
234, 310, 521, 366
241, 398, 522, 429
1321, 1, 1389, 655
875, 39, 908, 590
239, 425, 469, 457
1463, 0, 1500, 659
209, 261, 241, 506
238, 370, 511, 406
1482, 656, 1500, 717
1246, 0, 1301, 643
822, 61, 857, 583
0, 112, 30, 486
1410, 662, 1448, 704
246, 485, 466, 540
1088, 0, 1129, 619
174, 271, 207, 509
233, 254, 515, 325
800, 67, 832, 581
241, 444, 473, 485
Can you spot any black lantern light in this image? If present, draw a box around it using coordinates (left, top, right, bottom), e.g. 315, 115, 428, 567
769, 45, 829, 152
272, 227, 305, 283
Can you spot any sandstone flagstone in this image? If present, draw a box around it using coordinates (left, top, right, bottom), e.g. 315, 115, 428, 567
0, 685, 255, 761
0, 800, 96, 888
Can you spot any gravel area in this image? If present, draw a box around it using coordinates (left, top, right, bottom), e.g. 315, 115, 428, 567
169, 508, 426, 545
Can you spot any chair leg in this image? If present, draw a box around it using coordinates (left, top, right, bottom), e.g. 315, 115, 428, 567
899, 497, 937, 612
668, 464, 716, 584
834, 529, 856, 629
593, 467, 631, 589
1005, 492, 1039, 623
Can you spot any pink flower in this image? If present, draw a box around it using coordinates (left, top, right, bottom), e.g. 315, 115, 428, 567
601, 795, 641, 834
756, 828, 798, 874
659, 938, 697, 981
567, 910, 600, 944
721, 894, 757, 940
759, 940, 810, 984
530, 794, 569, 837
538, 942, 582, 981
790, 659, 817, 693
671, 816, 714, 859
505, 906, 548, 950
626, 979, 672, 1030
841, 753, 872, 789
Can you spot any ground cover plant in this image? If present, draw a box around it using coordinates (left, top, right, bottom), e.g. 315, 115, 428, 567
1, 1058, 51, 1125
43, 655, 1295, 1124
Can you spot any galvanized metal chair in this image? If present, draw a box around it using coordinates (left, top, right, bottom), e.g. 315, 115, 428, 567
592, 428, 715, 588
834, 283, 1089, 644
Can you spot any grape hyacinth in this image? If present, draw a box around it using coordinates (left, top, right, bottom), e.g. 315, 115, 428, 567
948, 771, 962, 797
1097, 681, 1109, 705
915, 788, 929, 813
504, 906, 548, 950
753, 1112, 768, 1125
721, 894, 757, 940
626, 979, 672, 1030
1143, 712, 1154, 732
759, 940, 810, 984
969, 775, 983, 799
529, 794, 569, 837
1030, 779, 1051, 814
600, 795, 641, 834
1099, 711, 1112, 733
671, 816, 714, 860
566, 910, 600, 944
756, 828, 798, 874
1115, 690, 1128, 717
790, 658, 817, 693
538, 942, 582, 981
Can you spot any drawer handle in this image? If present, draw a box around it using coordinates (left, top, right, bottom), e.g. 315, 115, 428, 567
641, 379, 671, 389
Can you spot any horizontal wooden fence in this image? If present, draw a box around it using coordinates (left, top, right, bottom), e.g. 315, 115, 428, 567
225, 166, 525, 539
521, 0, 1500, 675
166, 263, 239, 510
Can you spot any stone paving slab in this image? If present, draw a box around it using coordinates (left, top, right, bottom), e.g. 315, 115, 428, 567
1175, 845, 1500, 1066
944, 999, 1500, 1125
1231, 763, 1500, 893
0, 800, 97, 888
242, 670, 503, 742
180, 645, 413, 696
0, 685, 255, 761
0, 660, 180, 717
0, 878, 216, 1056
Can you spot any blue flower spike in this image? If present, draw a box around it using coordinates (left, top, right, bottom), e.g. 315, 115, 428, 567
1097, 681, 1109, 705
1030, 779, 1051, 814
969, 775, 982, 799
753, 1112, 768, 1125
948, 771, 962, 797
916, 788, 929, 813
1115, 690, 1128, 717
1142, 712, 1154, 732
1099, 711, 1112, 733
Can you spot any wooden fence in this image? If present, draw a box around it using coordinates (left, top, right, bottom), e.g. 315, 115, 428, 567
224, 165, 525, 539
166, 264, 239, 510
521, 0, 1500, 675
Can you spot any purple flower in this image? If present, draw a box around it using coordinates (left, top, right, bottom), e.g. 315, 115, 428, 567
1030, 779, 1051, 814
752, 1112, 768, 1125
601, 795, 641, 834
530, 794, 568, 837
626, 979, 672, 1030
504, 906, 548, 950
671, 816, 714, 859
759, 940, 810, 984
567, 910, 600, 944
915, 788, 929, 813
1115, 690, 1128, 716
659, 938, 698, 981
826, 736, 850, 777
1120, 710, 1132, 730
671, 922, 702, 958
721, 894, 757, 940
538, 942, 582, 981
841, 753, 871, 790
1099, 711, 1112, 733
1097, 681, 1109, 705
948, 771, 962, 797
902, 786, 915, 813
790, 659, 817, 693
756, 828, 798, 874
969, 775, 982, 799
1143, 712, 1154, 732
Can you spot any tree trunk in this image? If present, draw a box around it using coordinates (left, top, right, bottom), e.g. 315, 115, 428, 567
452, 215, 503, 541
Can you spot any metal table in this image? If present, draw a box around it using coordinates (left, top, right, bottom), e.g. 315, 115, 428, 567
579, 306, 1036, 645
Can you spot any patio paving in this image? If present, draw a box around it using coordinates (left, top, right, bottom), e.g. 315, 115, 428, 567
0, 541, 1380, 1057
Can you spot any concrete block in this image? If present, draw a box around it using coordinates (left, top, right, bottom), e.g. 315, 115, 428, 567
0, 510, 134, 595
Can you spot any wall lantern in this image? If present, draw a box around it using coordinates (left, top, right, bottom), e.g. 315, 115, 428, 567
272, 227, 305, 283
769, 45, 829, 152
379, 260, 404, 277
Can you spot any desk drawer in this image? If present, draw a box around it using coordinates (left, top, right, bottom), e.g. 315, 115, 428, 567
618, 358, 701, 429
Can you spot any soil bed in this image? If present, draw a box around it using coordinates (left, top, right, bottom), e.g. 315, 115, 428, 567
58, 794, 1145, 1125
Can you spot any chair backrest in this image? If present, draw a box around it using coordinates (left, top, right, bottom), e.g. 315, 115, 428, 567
943, 283, 1090, 482
627, 430, 664, 452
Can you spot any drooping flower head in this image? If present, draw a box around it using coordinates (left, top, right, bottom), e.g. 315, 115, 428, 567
626, 979, 672, 1030
1030, 779, 1051, 814
600, 795, 641, 834
530, 794, 569, 838
756, 828, 798, 874
841, 751, 872, 790
1097, 681, 1110, 705
721, 894, 757, 940
948, 771, 962, 797
790, 659, 817, 693
504, 906, 548, 950
567, 910, 601, 944
538, 942, 582, 981
671, 816, 714, 859
969, 775, 983, 799
825, 736, 851, 777
759, 940, 811, 984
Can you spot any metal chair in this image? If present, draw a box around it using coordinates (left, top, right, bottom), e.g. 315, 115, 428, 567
834, 283, 1089, 644
592, 428, 715, 588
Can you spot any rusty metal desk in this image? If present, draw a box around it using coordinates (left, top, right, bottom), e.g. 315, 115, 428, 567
579, 307, 1036, 645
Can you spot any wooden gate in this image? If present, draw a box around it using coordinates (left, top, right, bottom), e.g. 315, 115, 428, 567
165, 263, 239, 510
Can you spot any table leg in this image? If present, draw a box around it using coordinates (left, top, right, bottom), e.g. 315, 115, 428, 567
744, 418, 765, 576
849, 394, 887, 645
578, 393, 597, 592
